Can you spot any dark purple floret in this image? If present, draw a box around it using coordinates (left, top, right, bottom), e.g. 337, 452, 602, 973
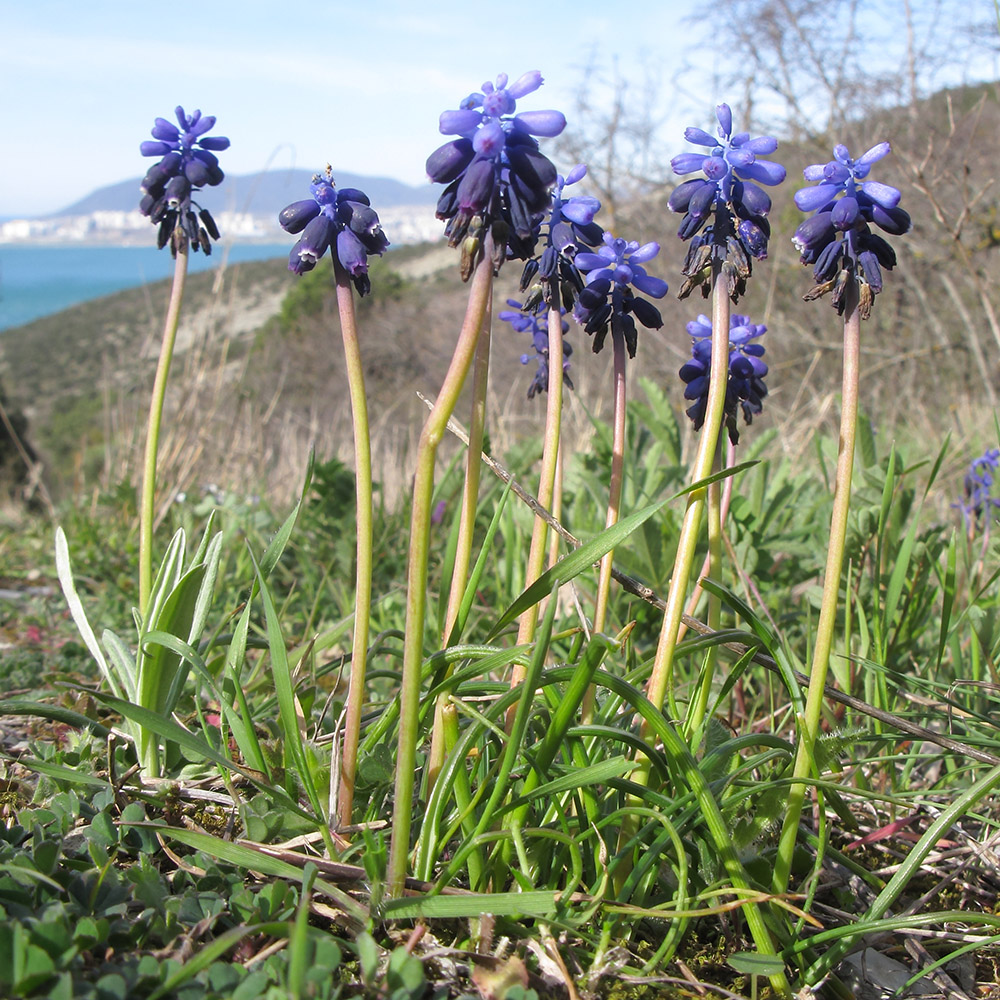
279, 168, 390, 296
679, 313, 768, 443
668, 104, 785, 301
572, 232, 668, 356
427, 71, 566, 277
500, 298, 574, 399
139, 106, 229, 256
792, 142, 911, 318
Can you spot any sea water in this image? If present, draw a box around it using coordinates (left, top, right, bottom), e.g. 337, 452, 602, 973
0, 244, 289, 332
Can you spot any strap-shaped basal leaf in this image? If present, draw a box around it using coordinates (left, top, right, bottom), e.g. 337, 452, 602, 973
143, 528, 187, 634
140, 628, 265, 777
186, 530, 223, 651
488, 500, 667, 639
138, 563, 207, 718
102, 628, 138, 703
55, 526, 112, 687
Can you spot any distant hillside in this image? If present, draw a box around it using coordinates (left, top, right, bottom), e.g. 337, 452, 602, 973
46, 169, 439, 221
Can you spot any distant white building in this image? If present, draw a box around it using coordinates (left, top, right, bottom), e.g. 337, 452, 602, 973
0, 205, 441, 246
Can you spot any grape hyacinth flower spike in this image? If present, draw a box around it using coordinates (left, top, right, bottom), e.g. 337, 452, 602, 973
679, 313, 768, 444
956, 448, 1000, 532
139, 106, 229, 255
500, 299, 574, 399
426, 71, 566, 278
518, 164, 603, 314
792, 142, 910, 319
280, 168, 390, 296
573, 233, 668, 355
669, 103, 785, 301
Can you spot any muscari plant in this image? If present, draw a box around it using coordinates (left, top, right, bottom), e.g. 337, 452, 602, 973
770, 142, 911, 901
56, 108, 231, 777
45, 77, 992, 1000
278, 168, 390, 827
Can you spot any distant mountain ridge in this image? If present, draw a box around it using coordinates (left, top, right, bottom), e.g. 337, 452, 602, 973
45, 169, 439, 220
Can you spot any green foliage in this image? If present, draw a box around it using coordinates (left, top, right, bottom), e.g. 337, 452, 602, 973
7, 333, 1000, 997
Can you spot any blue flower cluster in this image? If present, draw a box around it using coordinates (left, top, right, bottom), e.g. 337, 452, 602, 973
668, 104, 785, 301
426, 72, 566, 274
678, 314, 768, 444
279, 169, 390, 296
499, 298, 574, 399
956, 448, 1000, 529
792, 143, 911, 318
572, 233, 668, 356
139, 107, 230, 255
519, 165, 604, 312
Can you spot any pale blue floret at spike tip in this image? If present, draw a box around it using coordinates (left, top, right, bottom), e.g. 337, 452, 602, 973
668, 103, 785, 302
426, 71, 566, 268
278, 169, 390, 296
139, 106, 230, 255
792, 141, 911, 318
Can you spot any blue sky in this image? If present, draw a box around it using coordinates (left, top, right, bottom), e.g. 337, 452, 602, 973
6, 2, 995, 219
2, 1, 702, 217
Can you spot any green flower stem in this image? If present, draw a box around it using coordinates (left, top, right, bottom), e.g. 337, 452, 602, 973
686, 442, 724, 738
645, 259, 731, 721
581, 326, 628, 725
387, 238, 495, 898
547, 445, 563, 571
333, 257, 374, 829
773, 279, 860, 897
512, 304, 565, 657
443, 291, 493, 641
615, 261, 731, 897
593, 327, 628, 636
427, 290, 492, 794
139, 247, 189, 617
678, 438, 736, 645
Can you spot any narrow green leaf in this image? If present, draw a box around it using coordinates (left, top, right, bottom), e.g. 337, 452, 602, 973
142, 825, 367, 925
383, 889, 574, 920
102, 629, 137, 703
148, 922, 293, 1000
533, 634, 615, 775
936, 535, 957, 671
224, 598, 269, 775
6, 755, 109, 789
670, 459, 759, 499
727, 952, 787, 976
186, 530, 223, 649
858, 412, 877, 468
88, 691, 315, 823
447, 478, 513, 645
250, 551, 325, 820
488, 500, 667, 639
0, 700, 111, 738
